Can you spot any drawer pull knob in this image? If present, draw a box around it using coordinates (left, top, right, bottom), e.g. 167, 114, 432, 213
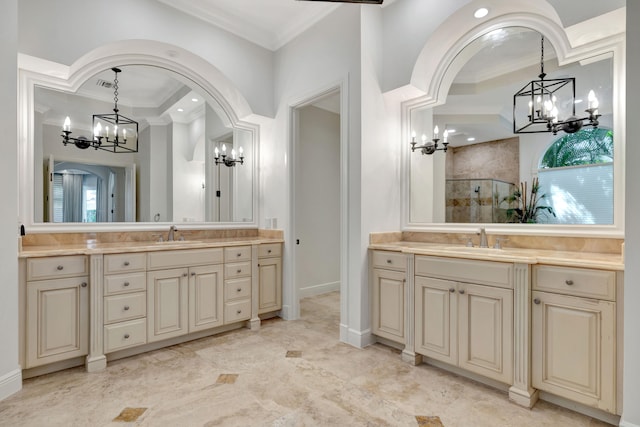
81, 282, 87, 288
386, 259, 392, 264
237, 269, 242, 273
268, 249, 272, 253
237, 310, 242, 314
123, 282, 130, 287
534, 298, 541, 305
565, 280, 574, 286
459, 289, 465, 294
57, 265, 64, 270
237, 288, 242, 292
191, 272, 196, 276
124, 261, 130, 266
449, 288, 455, 293
124, 305, 130, 311
124, 334, 130, 339
237, 253, 242, 257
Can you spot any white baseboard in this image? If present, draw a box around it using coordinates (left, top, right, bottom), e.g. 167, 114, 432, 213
343, 327, 374, 349
299, 281, 340, 298
0, 368, 22, 401
620, 420, 640, 427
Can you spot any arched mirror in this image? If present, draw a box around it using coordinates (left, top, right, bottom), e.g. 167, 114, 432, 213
20, 60, 258, 230
406, 27, 622, 234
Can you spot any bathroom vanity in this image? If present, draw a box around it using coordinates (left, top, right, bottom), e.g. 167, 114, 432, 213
369, 233, 623, 421
18, 230, 283, 378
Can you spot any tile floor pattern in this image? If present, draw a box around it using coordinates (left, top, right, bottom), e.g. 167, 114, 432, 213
0, 291, 612, 426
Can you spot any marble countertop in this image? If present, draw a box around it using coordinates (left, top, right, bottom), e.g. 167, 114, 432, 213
19, 237, 284, 258
369, 241, 624, 270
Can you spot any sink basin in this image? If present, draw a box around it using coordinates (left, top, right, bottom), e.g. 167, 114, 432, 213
153, 240, 201, 245
445, 246, 503, 253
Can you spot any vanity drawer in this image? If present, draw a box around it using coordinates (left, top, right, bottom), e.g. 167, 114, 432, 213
27, 255, 88, 281
532, 265, 616, 301
147, 248, 223, 270
104, 253, 147, 274
104, 292, 146, 324
104, 272, 147, 295
224, 299, 251, 324
224, 277, 252, 301
224, 246, 252, 262
415, 256, 512, 289
104, 318, 147, 353
258, 243, 281, 258
225, 261, 252, 279
371, 251, 406, 271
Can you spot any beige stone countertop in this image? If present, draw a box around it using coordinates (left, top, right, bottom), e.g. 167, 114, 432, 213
369, 241, 624, 271
19, 237, 284, 258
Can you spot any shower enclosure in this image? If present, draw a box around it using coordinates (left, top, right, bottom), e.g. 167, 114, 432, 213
446, 178, 516, 223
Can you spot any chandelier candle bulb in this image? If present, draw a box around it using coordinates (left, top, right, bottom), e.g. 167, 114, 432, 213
443, 129, 449, 143
239, 146, 244, 155
433, 125, 439, 139
63, 116, 70, 132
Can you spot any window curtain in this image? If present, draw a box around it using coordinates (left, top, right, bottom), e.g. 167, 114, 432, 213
62, 173, 83, 222
95, 177, 105, 222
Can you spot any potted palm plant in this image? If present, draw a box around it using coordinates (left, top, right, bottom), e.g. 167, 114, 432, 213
503, 177, 555, 223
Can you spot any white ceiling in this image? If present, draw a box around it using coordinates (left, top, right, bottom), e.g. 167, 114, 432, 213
155, 0, 396, 51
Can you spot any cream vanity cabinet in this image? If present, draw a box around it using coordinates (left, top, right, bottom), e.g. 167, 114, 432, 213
414, 256, 513, 384
532, 265, 618, 413
24, 255, 89, 368
257, 243, 282, 314
223, 246, 252, 323
103, 253, 148, 353
147, 248, 224, 342
370, 250, 406, 344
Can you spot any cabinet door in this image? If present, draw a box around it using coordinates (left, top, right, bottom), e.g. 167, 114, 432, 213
26, 277, 89, 368
458, 283, 513, 384
189, 264, 224, 333
147, 268, 188, 342
372, 268, 405, 343
532, 291, 615, 413
415, 276, 457, 365
258, 257, 282, 314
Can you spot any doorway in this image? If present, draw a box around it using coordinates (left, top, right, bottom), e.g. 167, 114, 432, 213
292, 89, 342, 320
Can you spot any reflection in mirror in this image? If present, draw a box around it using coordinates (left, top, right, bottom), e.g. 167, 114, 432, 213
409, 27, 614, 225
33, 65, 254, 224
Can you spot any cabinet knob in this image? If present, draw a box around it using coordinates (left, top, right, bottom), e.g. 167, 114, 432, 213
268, 249, 272, 254
237, 253, 242, 257
124, 334, 130, 339
237, 288, 242, 292
565, 279, 574, 286
183, 273, 188, 277
191, 272, 196, 276
124, 261, 130, 266
386, 259, 392, 264
81, 282, 87, 288
449, 288, 455, 293
124, 305, 130, 311
123, 282, 130, 287
237, 310, 242, 314
534, 298, 541, 305
237, 269, 242, 273
57, 265, 64, 270
458, 289, 465, 294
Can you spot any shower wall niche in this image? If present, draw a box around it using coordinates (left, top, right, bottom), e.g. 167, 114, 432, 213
446, 179, 515, 223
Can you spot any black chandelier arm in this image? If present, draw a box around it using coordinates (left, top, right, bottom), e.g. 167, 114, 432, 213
548, 109, 601, 135
215, 154, 245, 167
410, 138, 448, 155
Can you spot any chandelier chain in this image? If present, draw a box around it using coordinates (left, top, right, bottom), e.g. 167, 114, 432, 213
113, 71, 119, 112
539, 36, 546, 80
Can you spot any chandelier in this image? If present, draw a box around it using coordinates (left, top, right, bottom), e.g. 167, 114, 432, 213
214, 144, 244, 167
513, 36, 600, 135
410, 126, 449, 155
61, 67, 139, 153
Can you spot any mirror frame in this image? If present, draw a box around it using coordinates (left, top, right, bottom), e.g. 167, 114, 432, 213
18, 41, 260, 232
401, 14, 625, 238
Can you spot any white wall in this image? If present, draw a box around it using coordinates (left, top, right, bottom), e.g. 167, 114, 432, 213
622, 2, 640, 426
296, 106, 340, 297
172, 121, 205, 222
0, 0, 21, 400
17, 0, 274, 117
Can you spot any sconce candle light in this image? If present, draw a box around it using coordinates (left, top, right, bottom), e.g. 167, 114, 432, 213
410, 125, 449, 155
61, 67, 139, 153
214, 144, 244, 167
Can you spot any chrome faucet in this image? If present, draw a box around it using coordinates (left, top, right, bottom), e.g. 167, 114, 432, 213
478, 228, 488, 248
168, 225, 177, 241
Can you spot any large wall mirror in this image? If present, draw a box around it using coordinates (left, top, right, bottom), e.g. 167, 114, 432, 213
20, 57, 259, 231
405, 26, 624, 235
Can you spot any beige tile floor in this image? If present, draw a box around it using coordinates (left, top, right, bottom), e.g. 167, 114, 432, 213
0, 292, 611, 426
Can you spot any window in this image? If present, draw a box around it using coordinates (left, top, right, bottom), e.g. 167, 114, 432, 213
537, 128, 613, 224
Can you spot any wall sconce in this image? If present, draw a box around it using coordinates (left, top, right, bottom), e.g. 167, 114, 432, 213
410, 126, 448, 155
214, 144, 244, 167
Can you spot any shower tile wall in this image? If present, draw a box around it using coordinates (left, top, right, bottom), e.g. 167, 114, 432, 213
446, 179, 514, 223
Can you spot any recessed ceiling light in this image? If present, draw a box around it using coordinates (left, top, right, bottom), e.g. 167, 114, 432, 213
447, 128, 456, 133
575, 99, 583, 104
474, 7, 488, 18
467, 137, 476, 142
177, 108, 184, 112
191, 98, 198, 102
